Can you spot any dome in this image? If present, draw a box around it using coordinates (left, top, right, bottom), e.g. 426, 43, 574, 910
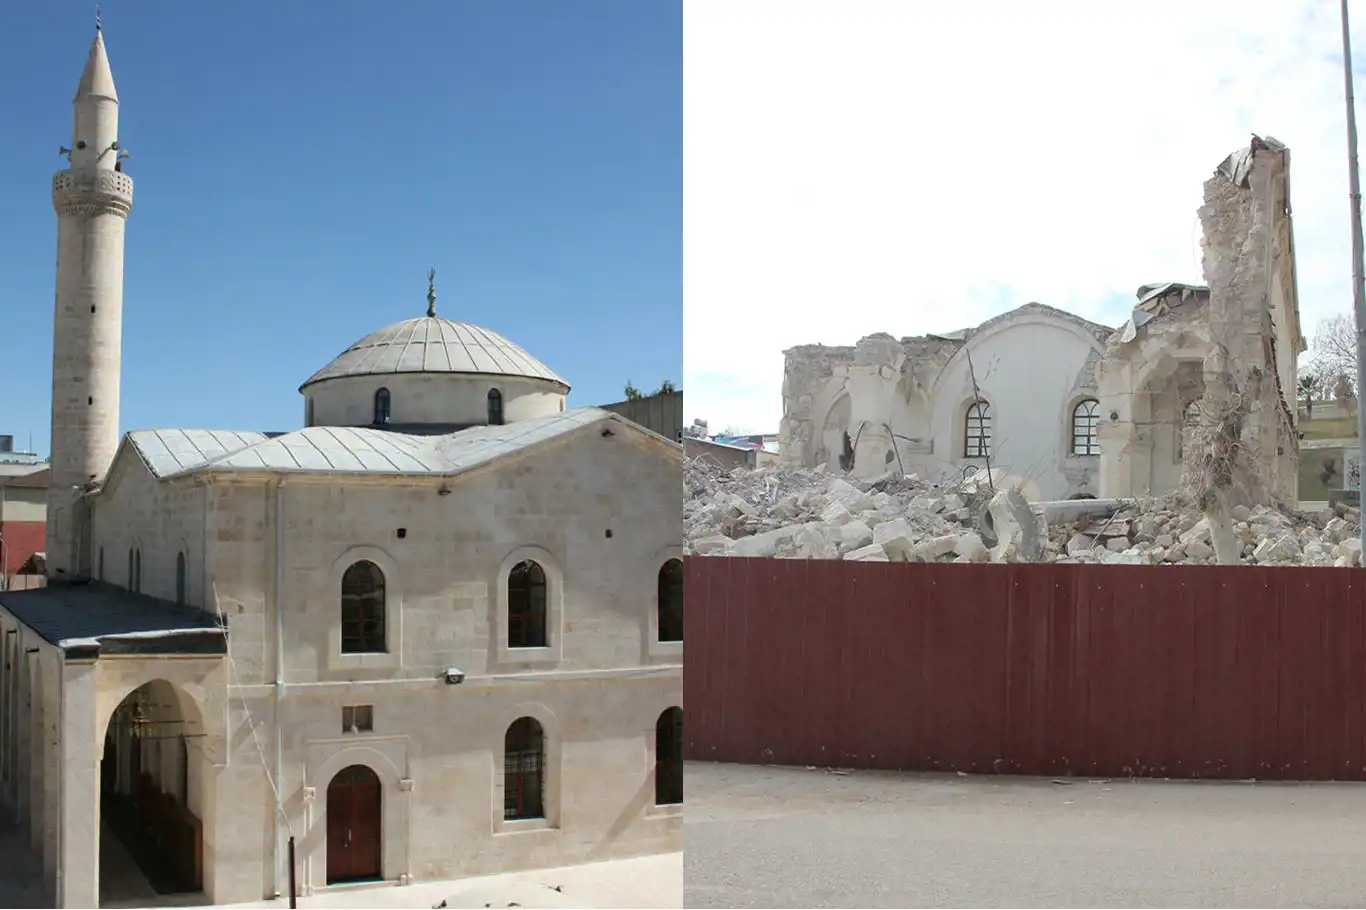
300, 316, 569, 392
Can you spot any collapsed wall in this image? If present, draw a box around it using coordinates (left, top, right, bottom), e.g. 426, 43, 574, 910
685, 458, 1362, 567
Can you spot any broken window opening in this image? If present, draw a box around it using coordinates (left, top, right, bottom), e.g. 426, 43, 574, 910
964, 401, 991, 458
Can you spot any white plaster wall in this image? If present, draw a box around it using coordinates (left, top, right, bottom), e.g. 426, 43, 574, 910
924, 317, 1104, 500
303, 374, 567, 428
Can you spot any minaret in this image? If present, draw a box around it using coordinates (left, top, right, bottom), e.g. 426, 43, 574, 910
47, 20, 133, 580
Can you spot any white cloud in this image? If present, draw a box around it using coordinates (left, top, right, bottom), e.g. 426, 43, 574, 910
684, 0, 1361, 434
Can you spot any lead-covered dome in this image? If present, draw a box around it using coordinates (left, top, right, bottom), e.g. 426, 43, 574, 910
300, 315, 569, 391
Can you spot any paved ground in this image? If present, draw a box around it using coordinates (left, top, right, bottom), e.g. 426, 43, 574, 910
685, 761, 1366, 908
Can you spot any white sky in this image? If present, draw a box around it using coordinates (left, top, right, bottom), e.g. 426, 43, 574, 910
684, 0, 1363, 434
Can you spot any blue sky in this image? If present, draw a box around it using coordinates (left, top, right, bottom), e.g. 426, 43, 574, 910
0, 2, 680, 456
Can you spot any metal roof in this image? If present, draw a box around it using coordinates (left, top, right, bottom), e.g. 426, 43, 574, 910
0, 583, 224, 654
128, 429, 270, 478
131, 407, 619, 480
300, 316, 569, 390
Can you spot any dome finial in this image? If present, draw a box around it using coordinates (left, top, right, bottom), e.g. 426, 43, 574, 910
426, 267, 437, 317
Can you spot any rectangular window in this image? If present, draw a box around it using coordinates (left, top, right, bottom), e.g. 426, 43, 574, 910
342, 704, 374, 734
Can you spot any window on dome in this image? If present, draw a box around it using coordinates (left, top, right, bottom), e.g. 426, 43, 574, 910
374, 387, 391, 425
488, 388, 504, 426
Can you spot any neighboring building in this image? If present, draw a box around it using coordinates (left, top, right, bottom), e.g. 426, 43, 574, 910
780, 137, 1303, 505
0, 28, 682, 909
0, 466, 48, 591
599, 390, 683, 442
683, 436, 757, 469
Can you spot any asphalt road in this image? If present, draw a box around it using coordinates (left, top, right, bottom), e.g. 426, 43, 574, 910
684, 761, 1366, 908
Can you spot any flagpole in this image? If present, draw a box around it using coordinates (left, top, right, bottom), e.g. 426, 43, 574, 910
1340, 0, 1366, 553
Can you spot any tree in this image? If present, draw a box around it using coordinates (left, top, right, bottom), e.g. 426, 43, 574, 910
1299, 370, 1322, 420
624, 381, 643, 401
655, 380, 677, 394
1308, 314, 1357, 394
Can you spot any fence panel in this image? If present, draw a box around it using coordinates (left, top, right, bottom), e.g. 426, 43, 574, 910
683, 557, 1366, 781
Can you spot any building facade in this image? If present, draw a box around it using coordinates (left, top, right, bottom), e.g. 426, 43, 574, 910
0, 27, 682, 909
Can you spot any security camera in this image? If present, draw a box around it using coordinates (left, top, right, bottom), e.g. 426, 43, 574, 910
442, 667, 465, 686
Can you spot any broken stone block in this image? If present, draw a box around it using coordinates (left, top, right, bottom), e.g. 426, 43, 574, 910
872, 518, 917, 561
1102, 549, 1145, 565
916, 534, 960, 560
844, 543, 890, 561
820, 501, 854, 526
953, 531, 988, 562
1066, 533, 1093, 556
839, 520, 874, 551
729, 527, 792, 558
1252, 534, 1301, 564
1105, 536, 1132, 553
1183, 538, 1213, 560
988, 488, 1044, 562
826, 478, 874, 513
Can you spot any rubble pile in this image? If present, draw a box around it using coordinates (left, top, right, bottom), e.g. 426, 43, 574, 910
684, 459, 1363, 567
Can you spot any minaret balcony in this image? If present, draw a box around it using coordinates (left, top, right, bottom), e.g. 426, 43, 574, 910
52, 168, 134, 217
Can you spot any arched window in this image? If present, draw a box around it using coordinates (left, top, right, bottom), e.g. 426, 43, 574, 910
504, 717, 545, 820
488, 388, 504, 426
1071, 399, 1100, 456
127, 548, 134, 590
1179, 399, 1203, 460
373, 388, 391, 425
657, 559, 684, 643
306, 397, 315, 427
341, 560, 386, 654
655, 707, 683, 805
175, 552, 187, 606
98, 547, 104, 582
508, 560, 548, 649
133, 549, 142, 593
964, 400, 991, 458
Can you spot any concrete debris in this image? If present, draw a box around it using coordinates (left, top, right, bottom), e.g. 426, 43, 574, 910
684, 458, 1363, 567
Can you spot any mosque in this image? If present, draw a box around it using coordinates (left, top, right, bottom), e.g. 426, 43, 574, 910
0, 25, 683, 908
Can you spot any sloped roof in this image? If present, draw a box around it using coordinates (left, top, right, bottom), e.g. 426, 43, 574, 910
301, 316, 569, 390
126, 408, 668, 481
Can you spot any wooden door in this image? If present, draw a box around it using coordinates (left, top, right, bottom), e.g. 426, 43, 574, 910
326, 765, 382, 884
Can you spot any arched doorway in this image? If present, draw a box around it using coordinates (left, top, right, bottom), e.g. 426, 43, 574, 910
99, 679, 205, 905
327, 764, 382, 885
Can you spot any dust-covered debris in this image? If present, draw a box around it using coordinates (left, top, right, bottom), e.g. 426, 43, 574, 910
684, 459, 1362, 566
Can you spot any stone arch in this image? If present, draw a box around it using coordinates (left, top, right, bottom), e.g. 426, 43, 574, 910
811, 388, 852, 470
306, 746, 408, 891
494, 545, 564, 665
648, 544, 684, 652
97, 677, 217, 904
495, 702, 562, 830
327, 545, 403, 664
929, 308, 1109, 404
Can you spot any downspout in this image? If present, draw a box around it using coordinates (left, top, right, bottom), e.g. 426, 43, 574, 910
273, 478, 286, 898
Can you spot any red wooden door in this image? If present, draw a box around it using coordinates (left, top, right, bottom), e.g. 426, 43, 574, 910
326, 765, 382, 884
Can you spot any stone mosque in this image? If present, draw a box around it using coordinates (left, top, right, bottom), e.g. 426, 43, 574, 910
0, 25, 683, 907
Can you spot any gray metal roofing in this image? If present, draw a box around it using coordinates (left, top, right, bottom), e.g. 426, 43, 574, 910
128, 407, 615, 480
301, 316, 569, 389
0, 583, 222, 650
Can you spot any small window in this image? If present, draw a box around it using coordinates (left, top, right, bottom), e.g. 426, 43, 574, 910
504, 717, 546, 820
964, 400, 991, 458
508, 560, 548, 649
1071, 399, 1100, 456
657, 559, 684, 643
98, 547, 104, 582
306, 397, 315, 427
127, 549, 134, 590
175, 552, 186, 606
341, 560, 387, 653
655, 707, 683, 805
488, 388, 504, 426
374, 387, 391, 425
342, 704, 374, 734
133, 548, 142, 593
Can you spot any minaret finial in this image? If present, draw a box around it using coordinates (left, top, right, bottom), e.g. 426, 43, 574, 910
426, 268, 437, 317
95, 5, 101, 31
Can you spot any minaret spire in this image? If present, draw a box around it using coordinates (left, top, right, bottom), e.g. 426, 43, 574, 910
426, 268, 437, 317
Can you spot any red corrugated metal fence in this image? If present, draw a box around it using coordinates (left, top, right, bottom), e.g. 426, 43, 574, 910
683, 557, 1366, 781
